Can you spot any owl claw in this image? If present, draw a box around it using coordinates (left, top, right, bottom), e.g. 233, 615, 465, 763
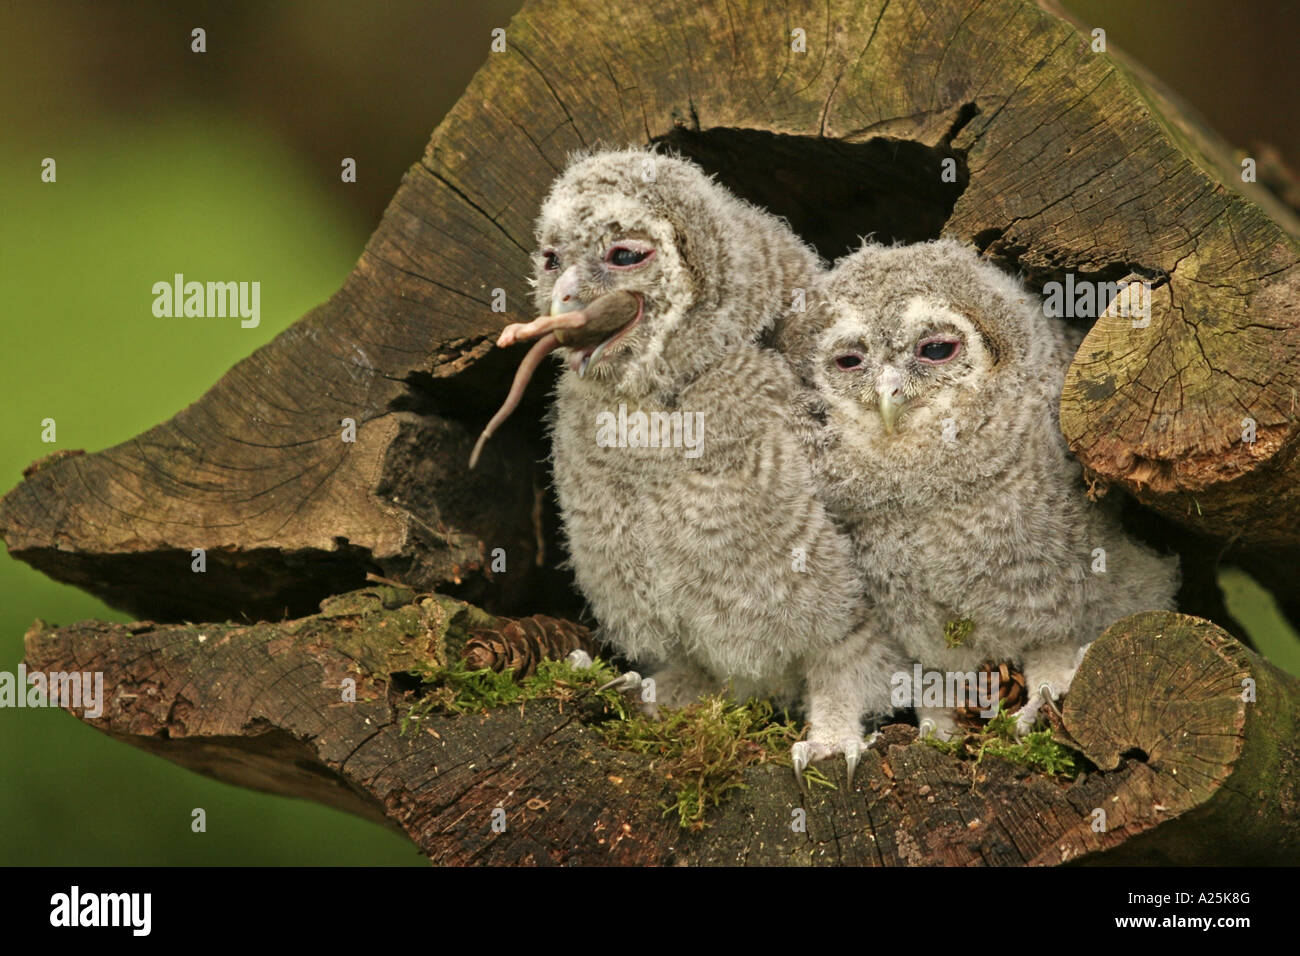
916, 709, 960, 742
597, 670, 643, 694
842, 738, 861, 788
792, 734, 878, 789
791, 741, 812, 787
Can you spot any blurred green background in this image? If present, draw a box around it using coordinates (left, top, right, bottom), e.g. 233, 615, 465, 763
0, 0, 1296, 865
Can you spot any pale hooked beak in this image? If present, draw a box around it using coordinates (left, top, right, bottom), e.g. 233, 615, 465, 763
549, 265, 583, 316
876, 366, 906, 434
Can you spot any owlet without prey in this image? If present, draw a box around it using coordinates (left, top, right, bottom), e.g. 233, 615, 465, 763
480, 148, 904, 778
809, 239, 1180, 738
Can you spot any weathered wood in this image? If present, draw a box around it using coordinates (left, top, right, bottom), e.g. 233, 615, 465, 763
1063, 611, 1300, 864
25, 591, 1299, 865
3, 0, 1296, 629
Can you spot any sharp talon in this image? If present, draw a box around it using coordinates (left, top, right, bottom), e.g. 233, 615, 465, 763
918, 718, 936, 739
842, 738, 861, 788
791, 742, 810, 787
566, 649, 593, 669
597, 670, 642, 693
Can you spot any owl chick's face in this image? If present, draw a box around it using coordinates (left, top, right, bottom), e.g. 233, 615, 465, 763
531, 148, 812, 399
816, 292, 1000, 438
811, 240, 1064, 504
532, 151, 706, 397
532, 202, 673, 382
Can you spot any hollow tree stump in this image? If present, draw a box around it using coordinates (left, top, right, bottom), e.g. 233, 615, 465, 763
4, 0, 1299, 863
23, 591, 1300, 865
2, 0, 1295, 626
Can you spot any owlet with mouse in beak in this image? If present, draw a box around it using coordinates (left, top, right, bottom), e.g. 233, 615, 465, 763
474, 148, 905, 779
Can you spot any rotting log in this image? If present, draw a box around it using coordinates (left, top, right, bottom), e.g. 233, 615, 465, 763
1, 0, 1297, 630
23, 590, 1300, 865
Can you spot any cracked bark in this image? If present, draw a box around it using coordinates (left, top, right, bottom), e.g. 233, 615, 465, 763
4, 0, 1298, 863
24, 589, 1300, 865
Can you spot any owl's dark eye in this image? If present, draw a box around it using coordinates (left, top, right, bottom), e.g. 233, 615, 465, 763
916, 338, 960, 364
834, 353, 864, 371
542, 251, 560, 272
605, 245, 654, 268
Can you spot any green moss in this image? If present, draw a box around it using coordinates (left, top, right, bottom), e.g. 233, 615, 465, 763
602, 696, 820, 830
400, 657, 630, 735
980, 729, 1078, 776
401, 655, 826, 830
922, 733, 964, 757
921, 705, 1080, 778
944, 618, 976, 648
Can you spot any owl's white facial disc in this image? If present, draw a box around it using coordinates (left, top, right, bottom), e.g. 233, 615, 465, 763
817, 294, 995, 439
530, 147, 816, 400
531, 153, 702, 396
810, 238, 1067, 506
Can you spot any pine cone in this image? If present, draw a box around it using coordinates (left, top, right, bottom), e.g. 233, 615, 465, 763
462, 615, 600, 678
953, 660, 1027, 728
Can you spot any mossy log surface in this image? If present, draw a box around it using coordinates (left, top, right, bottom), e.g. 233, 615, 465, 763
24, 590, 1300, 865
1, 0, 1296, 630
